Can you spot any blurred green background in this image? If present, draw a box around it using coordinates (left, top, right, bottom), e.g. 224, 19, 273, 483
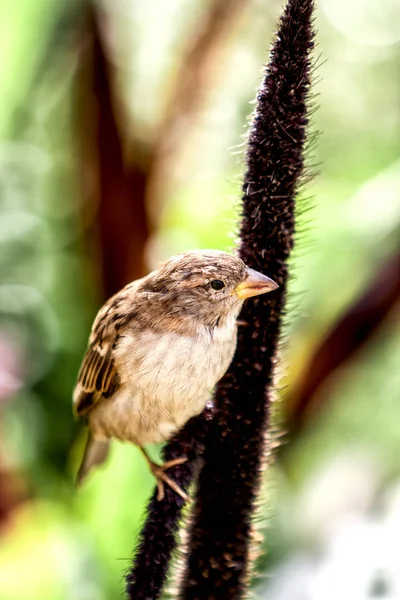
0, 0, 399, 598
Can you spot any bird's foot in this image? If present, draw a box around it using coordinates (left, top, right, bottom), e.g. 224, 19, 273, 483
151, 457, 189, 502
140, 449, 189, 502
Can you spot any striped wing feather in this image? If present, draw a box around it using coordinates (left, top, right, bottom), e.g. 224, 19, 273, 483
73, 280, 141, 417
79, 343, 115, 394
73, 293, 129, 417
74, 341, 118, 417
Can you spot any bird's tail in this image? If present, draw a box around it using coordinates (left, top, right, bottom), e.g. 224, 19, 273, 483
75, 433, 110, 487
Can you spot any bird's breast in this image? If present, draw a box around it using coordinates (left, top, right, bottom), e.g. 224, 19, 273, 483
118, 322, 237, 401
90, 321, 238, 445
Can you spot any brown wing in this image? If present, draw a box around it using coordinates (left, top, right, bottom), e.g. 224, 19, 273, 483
73, 342, 118, 417
78, 344, 115, 395
72, 283, 139, 418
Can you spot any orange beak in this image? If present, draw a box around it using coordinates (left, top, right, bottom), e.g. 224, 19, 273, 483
234, 268, 278, 300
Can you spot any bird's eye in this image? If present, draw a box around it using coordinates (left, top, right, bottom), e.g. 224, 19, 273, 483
210, 279, 225, 291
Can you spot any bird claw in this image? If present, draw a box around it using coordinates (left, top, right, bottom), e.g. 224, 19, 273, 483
153, 457, 189, 501
141, 449, 189, 502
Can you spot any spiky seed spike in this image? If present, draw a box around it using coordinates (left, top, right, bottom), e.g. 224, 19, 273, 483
126, 0, 316, 598
180, 0, 316, 597
125, 416, 208, 600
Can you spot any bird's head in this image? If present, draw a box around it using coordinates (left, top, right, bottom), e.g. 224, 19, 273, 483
139, 250, 278, 331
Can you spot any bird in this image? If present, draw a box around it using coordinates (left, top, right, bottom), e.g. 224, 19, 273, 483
73, 249, 278, 501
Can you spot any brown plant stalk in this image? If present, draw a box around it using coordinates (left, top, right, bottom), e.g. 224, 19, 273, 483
285, 247, 400, 439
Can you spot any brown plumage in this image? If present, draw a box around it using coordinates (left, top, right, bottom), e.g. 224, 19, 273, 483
73, 250, 278, 500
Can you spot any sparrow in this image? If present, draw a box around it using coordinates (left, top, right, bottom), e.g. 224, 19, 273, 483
73, 250, 278, 500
